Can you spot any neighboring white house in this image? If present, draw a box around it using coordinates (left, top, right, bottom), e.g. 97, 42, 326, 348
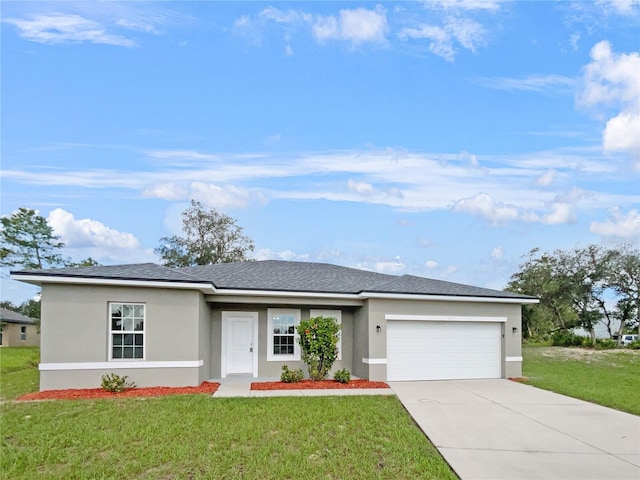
11, 261, 538, 391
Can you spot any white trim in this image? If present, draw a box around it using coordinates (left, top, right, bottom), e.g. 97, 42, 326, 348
362, 358, 387, 365
219, 289, 360, 299
505, 356, 523, 362
267, 308, 301, 361
221, 311, 259, 378
39, 360, 204, 371
385, 314, 507, 323
10, 274, 215, 293
365, 292, 538, 304
310, 309, 342, 361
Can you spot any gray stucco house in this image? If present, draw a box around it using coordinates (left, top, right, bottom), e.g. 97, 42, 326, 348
11, 260, 537, 391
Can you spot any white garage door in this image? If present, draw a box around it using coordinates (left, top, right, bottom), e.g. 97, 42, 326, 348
387, 321, 501, 381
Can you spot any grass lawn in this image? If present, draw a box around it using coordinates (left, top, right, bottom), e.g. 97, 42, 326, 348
0, 346, 40, 401
0, 348, 457, 480
522, 344, 640, 416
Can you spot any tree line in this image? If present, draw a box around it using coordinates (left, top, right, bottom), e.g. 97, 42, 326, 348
507, 244, 639, 343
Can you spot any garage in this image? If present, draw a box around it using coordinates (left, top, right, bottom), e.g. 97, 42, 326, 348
386, 318, 502, 381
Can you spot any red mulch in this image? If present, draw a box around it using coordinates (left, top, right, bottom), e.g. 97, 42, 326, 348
508, 377, 529, 383
251, 379, 389, 390
18, 382, 220, 401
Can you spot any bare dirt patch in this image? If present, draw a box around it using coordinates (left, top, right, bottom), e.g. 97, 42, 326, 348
18, 382, 220, 401
534, 347, 640, 362
252, 379, 389, 390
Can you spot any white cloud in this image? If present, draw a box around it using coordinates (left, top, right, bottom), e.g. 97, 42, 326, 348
142, 183, 188, 200
373, 260, 405, 274
596, 0, 640, 16
578, 41, 640, 160
475, 74, 575, 93
4, 14, 136, 47
347, 179, 375, 195
399, 16, 485, 62
254, 248, 310, 261
535, 169, 556, 186
603, 112, 640, 155
590, 208, 640, 237
425, 260, 440, 269
431, 0, 505, 11
490, 245, 504, 259
313, 6, 387, 45
451, 193, 519, 223
542, 202, 576, 225
47, 208, 140, 248
190, 183, 267, 209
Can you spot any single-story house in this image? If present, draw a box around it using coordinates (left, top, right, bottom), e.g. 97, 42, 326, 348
11, 261, 538, 391
0, 307, 40, 347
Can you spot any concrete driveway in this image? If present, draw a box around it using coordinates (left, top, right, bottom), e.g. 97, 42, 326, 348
390, 379, 640, 480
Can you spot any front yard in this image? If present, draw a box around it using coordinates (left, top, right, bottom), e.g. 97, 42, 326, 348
522, 344, 640, 416
0, 348, 457, 479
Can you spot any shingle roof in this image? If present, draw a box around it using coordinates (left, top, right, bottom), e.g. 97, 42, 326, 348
12, 260, 535, 300
12, 263, 202, 283
0, 308, 37, 325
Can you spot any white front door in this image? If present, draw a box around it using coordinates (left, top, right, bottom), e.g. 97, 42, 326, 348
222, 312, 258, 377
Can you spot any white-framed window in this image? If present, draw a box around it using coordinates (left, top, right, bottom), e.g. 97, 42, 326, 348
109, 303, 145, 360
310, 309, 342, 360
267, 309, 300, 361
20, 326, 27, 341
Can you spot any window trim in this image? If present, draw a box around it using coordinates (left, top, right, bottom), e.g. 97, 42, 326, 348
267, 308, 301, 361
108, 302, 146, 361
310, 309, 342, 361
20, 326, 27, 341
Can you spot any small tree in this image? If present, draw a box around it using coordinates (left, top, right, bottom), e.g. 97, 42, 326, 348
297, 316, 341, 381
155, 200, 254, 267
0, 207, 65, 269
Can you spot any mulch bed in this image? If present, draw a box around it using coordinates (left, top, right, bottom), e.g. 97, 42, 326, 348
251, 379, 390, 390
18, 382, 220, 401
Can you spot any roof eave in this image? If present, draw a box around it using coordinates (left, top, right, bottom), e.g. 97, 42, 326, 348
10, 273, 216, 294
359, 291, 540, 304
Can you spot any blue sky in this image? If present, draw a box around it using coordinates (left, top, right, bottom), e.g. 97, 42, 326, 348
1, 0, 639, 303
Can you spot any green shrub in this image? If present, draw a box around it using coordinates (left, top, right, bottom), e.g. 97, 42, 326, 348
550, 331, 585, 347
101, 373, 135, 393
627, 339, 640, 350
280, 365, 304, 383
594, 338, 617, 349
297, 316, 341, 381
333, 368, 351, 384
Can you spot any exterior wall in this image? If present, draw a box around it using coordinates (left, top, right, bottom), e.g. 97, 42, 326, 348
365, 298, 523, 380
209, 302, 356, 379
39, 283, 207, 390
0, 323, 40, 347
351, 303, 370, 379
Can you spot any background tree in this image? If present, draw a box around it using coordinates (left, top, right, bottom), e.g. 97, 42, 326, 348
508, 244, 639, 342
0, 207, 65, 269
155, 200, 254, 267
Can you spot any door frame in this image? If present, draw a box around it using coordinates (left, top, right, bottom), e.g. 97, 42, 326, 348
221, 311, 259, 378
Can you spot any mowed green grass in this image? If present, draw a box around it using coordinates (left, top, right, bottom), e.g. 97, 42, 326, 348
523, 345, 640, 416
0, 348, 457, 480
0, 346, 40, 401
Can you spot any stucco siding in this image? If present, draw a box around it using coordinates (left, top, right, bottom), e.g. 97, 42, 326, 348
39, 284, 205, 390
